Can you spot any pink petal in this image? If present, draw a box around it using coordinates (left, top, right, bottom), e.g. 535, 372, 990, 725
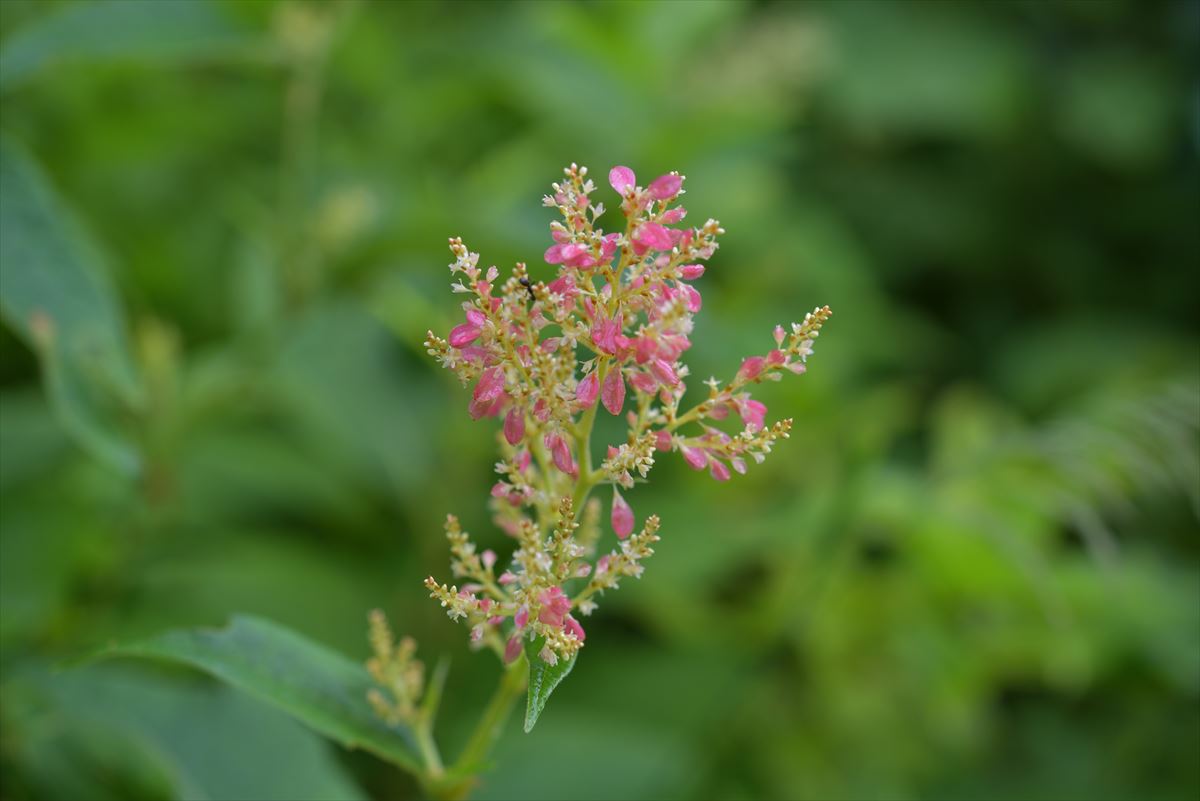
649, 358, 679, 387
609, 165, 636, 194
629, 371, 658, 394
473, 367, 505, 404
504, 406, 525, 445
681, 284, 702, 312
611, 488, 634, 539
634, 223, 673, 251
648, 173, 682, 200
634, 336, 657, 364
504, 635, 523, 664
680, 445, 708, 471
654, 429, 672, 452
515, 605, 529, 629
709, 459, 731, 481
448, 322, 480, 348
739, 398, 767, 432
576, 371, 600, 407
678, 264, 705, 280
564, 615, 586, 641
601, 367, 626, 415
737, 356, 766, 383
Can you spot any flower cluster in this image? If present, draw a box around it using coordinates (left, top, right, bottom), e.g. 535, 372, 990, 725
424, 163, 831, 667
366, 609, 426, 727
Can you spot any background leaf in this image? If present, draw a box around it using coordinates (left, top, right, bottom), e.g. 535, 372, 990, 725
0, 135, 141, 473
0, 0, 254, 91
98, 615, 423, 774
2, 662, 366, 801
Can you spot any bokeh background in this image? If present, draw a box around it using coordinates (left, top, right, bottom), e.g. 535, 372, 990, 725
1, 1, 1198, 799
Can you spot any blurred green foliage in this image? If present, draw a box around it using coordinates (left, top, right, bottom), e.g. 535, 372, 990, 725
0, 1, 1197, 799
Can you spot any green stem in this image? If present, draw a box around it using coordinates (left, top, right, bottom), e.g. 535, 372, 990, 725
415, 723, 445, 780
572, 359, 608, 514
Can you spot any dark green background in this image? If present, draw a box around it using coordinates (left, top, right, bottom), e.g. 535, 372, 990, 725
1, 1, 1197, 799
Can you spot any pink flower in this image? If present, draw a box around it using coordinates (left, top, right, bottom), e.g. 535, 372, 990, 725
634, 223, 673, 251
498, 571, 517, 585
648, 172, 682, 200
449, 322, 481, 348
661, 207, 687, 224
774, 325, 786, 347
546, 433, 577, 477
737, 356, 766, 383
738, 398, 767, 432
482, 549, 497, 570
611, 488, 634, 539
504, 407, 525, 445
538, 587, 571, 628
601, 368, 626, 415
504, 635, 523, 664
609, 165, 636, 194
678, 264, 705, 280
680, 444, 708, 471
629, 370, 658, 394
576, 371, 600, 407
514, 605, 530, 629
592, 316, 622, 355
654, 429, 672, 451
649, 358, 679, 387
564, 615, 586, 642
600, 233, 620, 262
709, 459, 731, 481
681, 284, 702, 313
473, 367, 505, 405
634, 336, 657, 364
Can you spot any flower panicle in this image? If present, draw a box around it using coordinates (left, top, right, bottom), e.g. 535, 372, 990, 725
365, 609, 425, 727
410, 162, 829, 670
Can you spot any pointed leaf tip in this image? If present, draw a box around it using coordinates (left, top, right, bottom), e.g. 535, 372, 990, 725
522, 637, 577, 733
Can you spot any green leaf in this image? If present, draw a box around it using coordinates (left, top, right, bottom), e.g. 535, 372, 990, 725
523, 637, 577, 733
5, 662, 366, 801
0, 0, 253, 92
0, 135, 142, 473
96, 615, 423, 773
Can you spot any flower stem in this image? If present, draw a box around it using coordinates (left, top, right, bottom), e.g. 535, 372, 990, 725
415, 722, 445, 780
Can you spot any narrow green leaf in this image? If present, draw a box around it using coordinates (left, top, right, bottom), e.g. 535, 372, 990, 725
0, 0, 254, 91
96, 615, 423, 773
523, 638, 577, 733
0, 135, 141, 473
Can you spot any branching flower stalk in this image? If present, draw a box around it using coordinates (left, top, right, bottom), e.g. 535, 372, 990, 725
368, 163, 831, 797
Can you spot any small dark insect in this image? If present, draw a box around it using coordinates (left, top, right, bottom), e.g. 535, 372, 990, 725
519, 277, 536, 301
